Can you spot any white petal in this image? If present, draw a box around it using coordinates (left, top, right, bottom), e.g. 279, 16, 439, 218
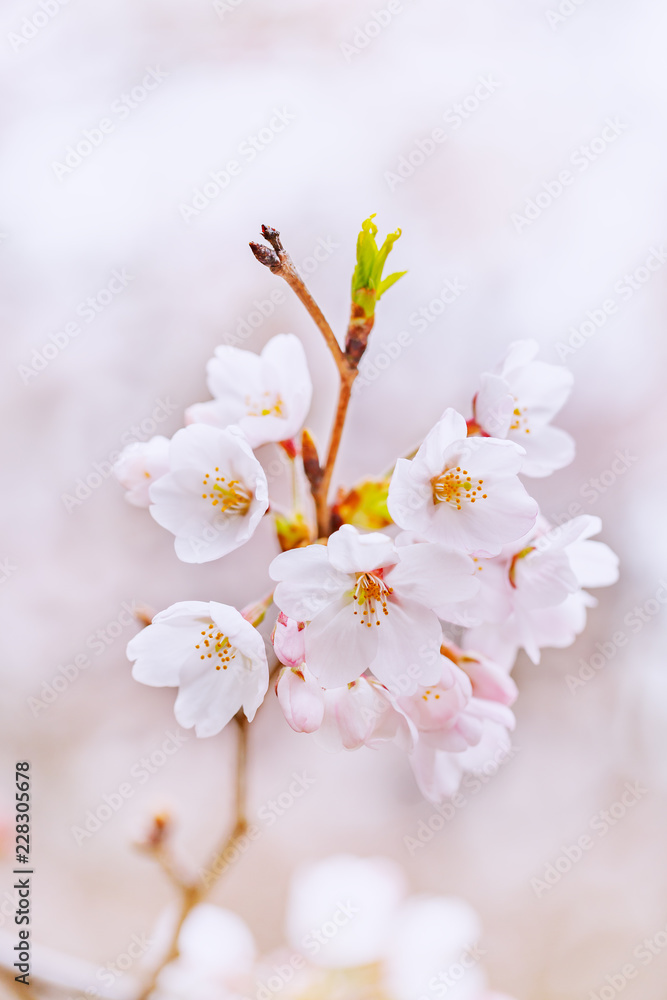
566, 539, 619, 589
513, 424, 575, 477
388, 542, 479, 609
327, 524, 396, 574
304, 597, 377, 687
271, 544, 348, 621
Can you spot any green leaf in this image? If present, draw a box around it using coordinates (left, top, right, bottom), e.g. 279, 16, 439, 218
378, 270, 408, 299
350, 215, 406, 317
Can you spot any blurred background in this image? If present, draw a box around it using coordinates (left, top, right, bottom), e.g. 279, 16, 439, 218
1, 0, 667, 997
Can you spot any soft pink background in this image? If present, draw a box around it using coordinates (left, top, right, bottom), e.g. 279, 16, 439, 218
1, 0, 667, 997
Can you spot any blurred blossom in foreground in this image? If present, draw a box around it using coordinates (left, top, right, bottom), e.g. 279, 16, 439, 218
154, 856, 515, 1000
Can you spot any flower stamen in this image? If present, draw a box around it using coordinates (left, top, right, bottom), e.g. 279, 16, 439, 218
245, 391, 285, 418
352, 571, 393, 628
197, 621, 236, 670
201, 472, 252, 514
431, 467, 488, 510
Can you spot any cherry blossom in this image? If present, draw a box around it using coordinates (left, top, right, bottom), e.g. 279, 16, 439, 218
276, 665, 326, 734
284, 854, 515, 999
462, 515, 619, 667
269, 524, 479, 692
388, 408, 538, 556
149, 423, 269, 563
113, 435, 170, 508
155, 904, 256, 1000
127, 601, 269, 736
185, 333, 312, 449
471, 339, 575, 477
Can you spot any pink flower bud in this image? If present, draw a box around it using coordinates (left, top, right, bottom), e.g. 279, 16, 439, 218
276, 667, 325, 734
272, 612, 306, 668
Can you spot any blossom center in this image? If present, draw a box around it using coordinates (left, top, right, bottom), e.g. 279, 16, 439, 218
509, 545, 536, 587
195, 621, 236, 670
201, 468, 252, 514
431, 466, 487, 510
245, 391, 285, 418
352, 571, 393, 628
510, 400, 531, 434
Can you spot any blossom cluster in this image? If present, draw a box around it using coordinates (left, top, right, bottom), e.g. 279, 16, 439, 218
153, 854, 516, 1000
117, 320, 617, 803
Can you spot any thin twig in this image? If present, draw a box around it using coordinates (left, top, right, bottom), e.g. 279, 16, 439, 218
135, 715, 249, 1000
314, 374, 355, 537
250, 226, 350, 375
250, 226, 359, 536
0, 967, 40, 1000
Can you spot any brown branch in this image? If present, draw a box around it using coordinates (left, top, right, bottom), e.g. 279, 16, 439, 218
249, 225, 350, 378
314, 373, 355, 537
250, 226, 359, 537
135, 715, 249, 1000
0, 967, 40, 1000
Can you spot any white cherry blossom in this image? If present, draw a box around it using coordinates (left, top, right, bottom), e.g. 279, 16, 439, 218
127, 601, 269, 736
472, 339, 575, 477
269, 524, 479, 692
149, 423, 269, 563
185, 333, 312, 448
388, 408, 538, 556
113, 435, 170, 508
462, 515, 619, 667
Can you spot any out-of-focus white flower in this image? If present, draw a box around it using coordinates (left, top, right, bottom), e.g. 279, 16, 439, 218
156, 903, 256, 1000
113, 435, 170, 507
388, 409, 538, 556
384, 895, 485, 1000
283, 855, 514, 1000
149, 423, 268, 563
269, 524, 479, 692
462, 515, 619, 667
286, 855, 407, 969
127, 601, 269, 736
472, 339, 575, 477
185, 333, 312, 448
